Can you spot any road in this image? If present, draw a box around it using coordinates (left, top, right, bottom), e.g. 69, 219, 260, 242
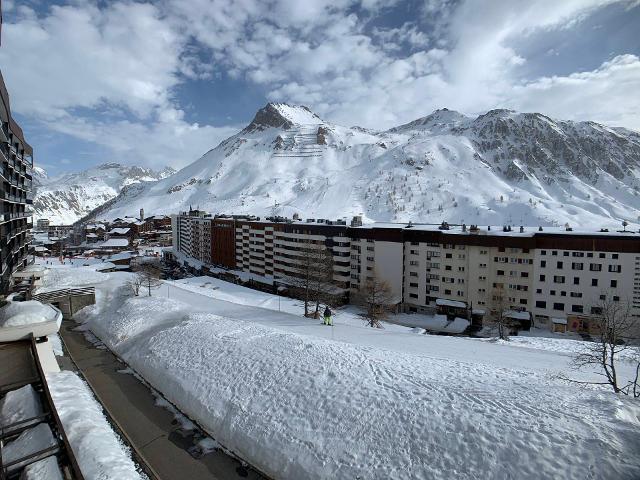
58, 320, 266, 480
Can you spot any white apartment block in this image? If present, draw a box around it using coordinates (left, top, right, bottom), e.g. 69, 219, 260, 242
172, 209, 212, 264
173, 215, 640, 328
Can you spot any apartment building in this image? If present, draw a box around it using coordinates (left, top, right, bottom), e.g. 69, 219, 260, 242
172, 209, 212, 264
0, 71, 33, 295
173, 213, 640, 326
233, 217, 352, 290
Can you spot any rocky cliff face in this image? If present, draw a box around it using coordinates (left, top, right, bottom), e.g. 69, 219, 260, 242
77, 103, 640, 228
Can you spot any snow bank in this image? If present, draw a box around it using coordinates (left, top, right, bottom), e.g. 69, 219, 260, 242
3, 423, 56, 469
46, 371, 143, 480
22, 456, 63, 480
86, 297, 640, 480
0, 384, 43, 433
0, 300, 58, 327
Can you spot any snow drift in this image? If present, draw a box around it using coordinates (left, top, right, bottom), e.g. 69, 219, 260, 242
81, 281, 640, 480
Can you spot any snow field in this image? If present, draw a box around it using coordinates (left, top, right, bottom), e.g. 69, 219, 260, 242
57, 266, 640, 480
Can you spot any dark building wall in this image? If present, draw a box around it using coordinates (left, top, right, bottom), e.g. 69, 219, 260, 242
211, 219, 237, 269
0, 70, 34, 295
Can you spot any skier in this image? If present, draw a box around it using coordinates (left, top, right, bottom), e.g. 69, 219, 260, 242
323, 305, 332, 326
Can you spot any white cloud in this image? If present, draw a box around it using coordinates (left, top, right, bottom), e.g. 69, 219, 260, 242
1, 0, 638, 175
509, 54, 640, 129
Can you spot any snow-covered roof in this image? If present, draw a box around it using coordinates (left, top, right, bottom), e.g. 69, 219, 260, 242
108, 228, 130, 235
99, 238, 129, 248
86, 233, 98, 238
94, 262, 116, 271
552, 317, 568, 325
436, 298, 466, 308
504, 310, 531, 320
358, 222, 640, 238
416, 314, 470, 334
108, 252, 135, 261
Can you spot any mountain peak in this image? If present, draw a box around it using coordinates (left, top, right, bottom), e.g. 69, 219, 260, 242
387, 108, 469, 133
244, 103, 323, 132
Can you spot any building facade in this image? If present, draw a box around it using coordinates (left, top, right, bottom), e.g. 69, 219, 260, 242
172, 213, 640, 326
0, 71, 33, 295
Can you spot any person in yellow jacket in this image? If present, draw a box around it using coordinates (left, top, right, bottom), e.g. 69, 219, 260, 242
323, 306, 333, 326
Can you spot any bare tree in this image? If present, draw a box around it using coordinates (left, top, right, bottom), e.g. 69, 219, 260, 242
355, 273, 396, 328
126, 273, 143, 296
568, 297, 640, 396
135, 261, 162, 297
488, 286, 509, 340
287, 239, 335, 317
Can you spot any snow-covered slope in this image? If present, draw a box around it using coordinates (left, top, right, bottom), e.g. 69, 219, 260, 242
33, 163, 175, 224
87, 104, 640, 227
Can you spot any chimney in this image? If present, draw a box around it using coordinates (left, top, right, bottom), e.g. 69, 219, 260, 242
292, 212, 300, 221
139, 208, 144, 221
519, 226, 524, 233
351, 215, 363, 227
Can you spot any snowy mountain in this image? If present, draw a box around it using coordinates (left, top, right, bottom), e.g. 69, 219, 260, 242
33, 163, 175, 224
85, 103, 640, 228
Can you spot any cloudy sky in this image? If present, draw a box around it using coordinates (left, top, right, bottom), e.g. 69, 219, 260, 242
1, 0, 639, 176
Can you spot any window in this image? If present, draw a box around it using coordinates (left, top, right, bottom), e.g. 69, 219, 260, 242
553, 302, 564, 311
572, 305, 583, 313
570, 292, 582, 298
520, 272, 529, 278
409, 293, 418, 299
573, 277, 580, 285
539, 274, 546, 281
445, 265, 452, 271
563, 251, 569, 257
536, 288, 542, 294
612, 254, 618, 259
410, 261, 419, 266
591, 306, 602, 315
519, 299, 527, 305
446, 253, 452, 259
608, 265, 621, 273
571, 263, 583, 270
587, 252, 593, 258
366, 256, 374, 261
409, 271, 418, 277
613, 296, 620, 301
535, 300, 547, 308
611, 280, 617, 288
541, 250, 546, 255
410, 249, 419, 255
554, 275, 565, 283
556, 261, 563, 269
410, 282, 418, 288
590, 263, 602, 272
560, 291, 566, 297
591, 279, 598, 287
550, 290, 556, 296
599, 253, 605, 259
458, 267, 465, 272
497, 270, 505, 276
540, 260, 547, 268
552, 251, 558, 256
444, 289, 451, 295
599, 294, 606, 300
